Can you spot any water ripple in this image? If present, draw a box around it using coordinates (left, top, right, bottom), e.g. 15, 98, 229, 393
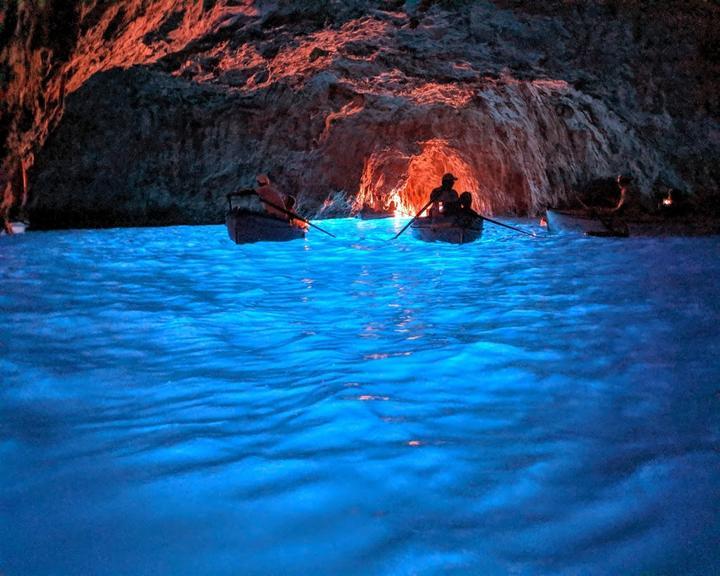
1, 220, 719, 576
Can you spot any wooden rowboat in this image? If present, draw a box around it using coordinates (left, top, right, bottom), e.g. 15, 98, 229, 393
546, 209, 627, 237
411, 215, 483, 244
546, 209, 720, 237
226, 208, 306, 244
225, 189, 307, 244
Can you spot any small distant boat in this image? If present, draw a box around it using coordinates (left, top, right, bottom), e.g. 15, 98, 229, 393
546, 209, 627, 237
546, 209, 720, 237
411, 215, 483, 244
1, 221, 29, 236
358, 210, 395, 220
356, 202, 397, 220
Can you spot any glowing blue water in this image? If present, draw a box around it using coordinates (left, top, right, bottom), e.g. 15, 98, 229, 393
1, 219, 719, 576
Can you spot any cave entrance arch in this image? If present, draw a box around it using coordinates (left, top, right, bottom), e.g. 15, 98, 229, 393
357, 139, 493, 216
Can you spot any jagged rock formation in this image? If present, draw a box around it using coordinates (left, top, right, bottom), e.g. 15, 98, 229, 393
1, 0, 719, 228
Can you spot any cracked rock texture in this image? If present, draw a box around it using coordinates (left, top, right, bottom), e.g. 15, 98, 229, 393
0, 0, 718, 227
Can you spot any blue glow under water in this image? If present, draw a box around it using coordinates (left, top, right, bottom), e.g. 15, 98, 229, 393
1, 219, 719, 576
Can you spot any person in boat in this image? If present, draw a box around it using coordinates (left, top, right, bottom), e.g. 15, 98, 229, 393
283, 194, 306, 228
458, 192, 474, 213
255, 174, 288, 219
612, 174, 653, 220
613, 175, 632, 213
589, 175, 637, 236
456, 191, 483, 225
429, 173, 460, 217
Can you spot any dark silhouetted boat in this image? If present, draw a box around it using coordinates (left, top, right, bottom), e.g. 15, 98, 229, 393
356, 202, 397, 220
546, 209, 719, 237
546, 209, 627, 236
411, 215, 483, 244
226, 209, 307, 244
226, 191, 306, 244
358, 210, 395, 220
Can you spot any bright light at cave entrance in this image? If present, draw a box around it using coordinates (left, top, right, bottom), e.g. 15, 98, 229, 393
388, 189, 414, 217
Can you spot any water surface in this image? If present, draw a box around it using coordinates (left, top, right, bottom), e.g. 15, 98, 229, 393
1, 219, 719, 575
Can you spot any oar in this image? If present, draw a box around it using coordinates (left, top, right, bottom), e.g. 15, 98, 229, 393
476, 213, 537, 237
392, 198, 433, 240
254, 194, 337, 238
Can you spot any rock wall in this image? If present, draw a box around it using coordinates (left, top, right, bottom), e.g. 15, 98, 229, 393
1, 0, 718, 227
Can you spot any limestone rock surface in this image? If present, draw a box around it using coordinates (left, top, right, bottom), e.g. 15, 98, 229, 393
0, 0, 718, 227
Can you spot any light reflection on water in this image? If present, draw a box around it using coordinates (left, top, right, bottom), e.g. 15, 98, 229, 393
1, 219, 719, 576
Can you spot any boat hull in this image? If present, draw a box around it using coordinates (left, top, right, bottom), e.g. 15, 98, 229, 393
226, 209, 306, 244
546, 209, 719, 237
358, 211, 395, 220
1, 221, 28, 235
546, 209, 620, 236
411, 216, 483, 244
